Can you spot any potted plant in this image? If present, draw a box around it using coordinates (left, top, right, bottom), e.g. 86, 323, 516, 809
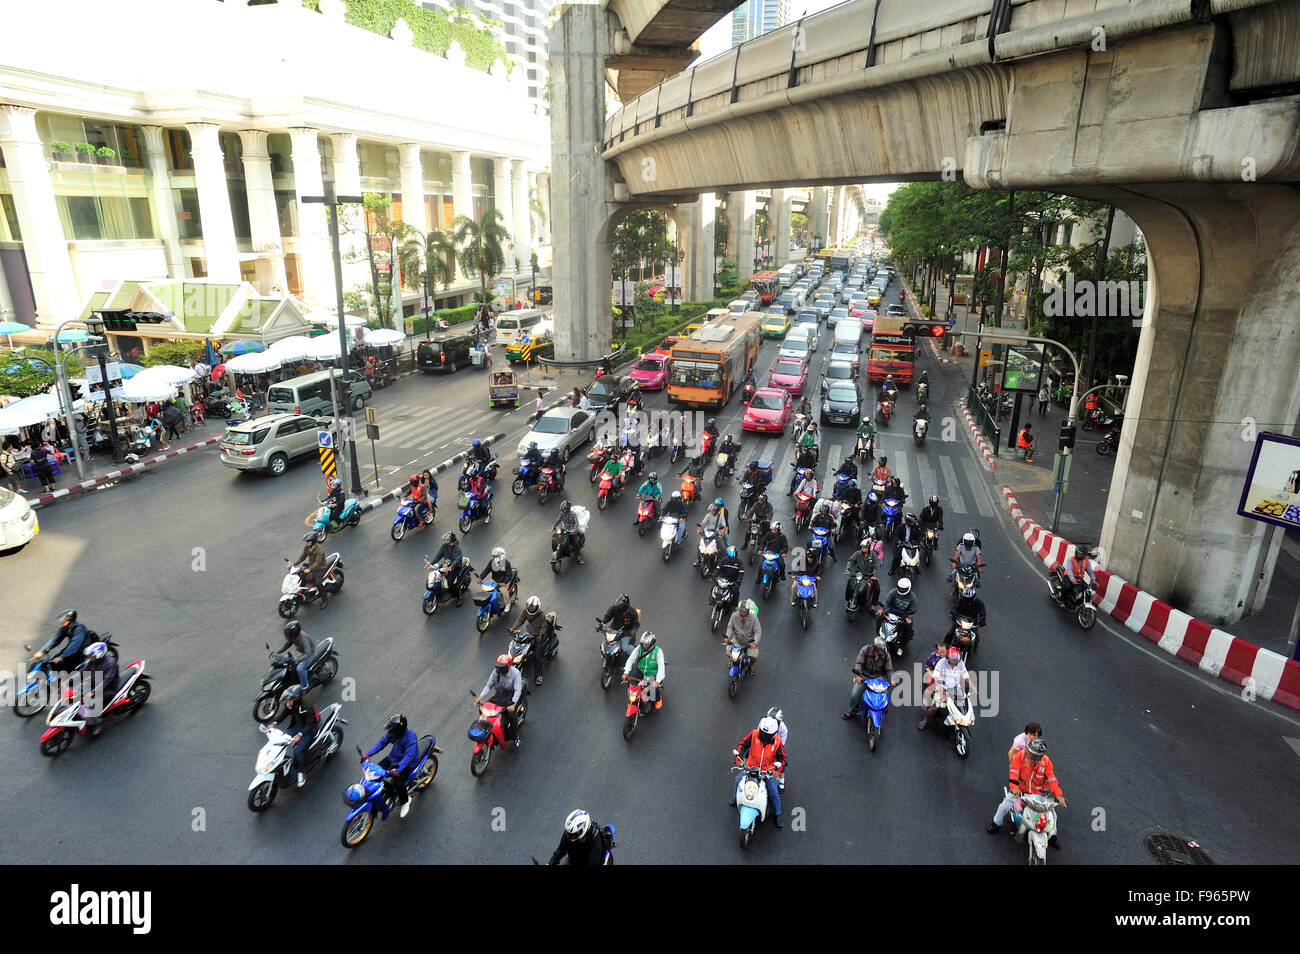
95, 146, 117, 164
50, 141, 73, 160
74, 142, 95, 162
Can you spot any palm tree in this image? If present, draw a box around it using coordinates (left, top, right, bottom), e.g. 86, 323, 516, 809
453, 208, 511, 308
397, 224, 457, 336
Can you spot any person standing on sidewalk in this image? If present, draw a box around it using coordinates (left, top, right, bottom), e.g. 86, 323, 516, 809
532, 390, 545, 422
1, 440, 21, 492
72, 414, 90, 462
30, 440, 57, 493
1037, 384, 1050, 417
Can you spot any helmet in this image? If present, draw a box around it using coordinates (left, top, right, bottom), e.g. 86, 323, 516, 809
671, 490, 681, 500
947, 646, 962, 662
758, 717, 778, 743
529, 441, 538, 449
443, 531, 456, 543
559, 500, 571, 514
715, 497, 724, 508
302, 533, 315, 543
819, 502, 830, 514
963, 532, 975, 545
283, 684, 305, 705
648, 472, 658, 482
867, 491, 879, 504
808, 421, 818, 430
283, 620, 301, 641
491, 546, 505, 560
905, 512, 919, 527
60, 609, 78, 626
766, 707, 784, 724
330, 477, 342, 489
409, 474, 419, 485
897, 577, 912, 594
385, 714, 408, 740
525, 595, 542, 615
707, 418, 716, 426
873, 636, 887, 653
886, 374, 894, 381
1074, 544, 1087, 560
639, 631, 656, 649
1027, 738, 1048, 762
860, 538, 872, 550
494, 654, 512, 672
472, 439, 482, 447
85, 642, 108, 661
563, 809, 593, 842
770, 521, 781, 532
850, 478, 859, 487
929, 495, 939, 507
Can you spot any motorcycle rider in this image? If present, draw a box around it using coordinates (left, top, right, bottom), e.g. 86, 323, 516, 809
746, 489, 774, 532
918, 646, 974, 730
478, 546, 518, 589
885, 475, 908, 509
741, 368, 758, 401
622, 631, 666, 709
276, 620, 317, 693
810, 501, 838, 563
293, 534, 329, 608
913, 402, 932, 431
548, 809, 613, 866
717, 433, 741, 466
467, 438, 492, 472
79, 640, 120, 737
539, 446, 566, 488
757, 520, 790, 584
843, 636, 894, 720
949, 531, 985, 584
34, 609, 92, 671
880, 374, 899, 404
551, 500, 586, 565
662, 490, 689, 548
268, 684, 316, 787
403, 474, 431, 526
695, 499, 730, 564
702, 417, 720, 456
871, 456, 890, 485
600, 448, 626, 494
600, 594, 640, 639
431, 531, 471, 606
324, 476, 346, 528
875, 577, 917, 649
889, 512, 925, 575
363, 714, 420, 818
989, 737, 1067, 848
714, 545, 745, 589
634, 471, 663, 524
731, 717, 788, 829
1058, 544, 1097, 605
846, 537, 882, 609
510, 595, 555, 686
798, 420, 821, 460
920, 494, 945, 538
476, 654, 524, 748
855, 417, 877, 462
788, 445, 818, 495
792, 468, 820, 506
860, 490, 882, 532
723, 599, 762, 676
834, 455, 859, 487
949, 577, 989, 632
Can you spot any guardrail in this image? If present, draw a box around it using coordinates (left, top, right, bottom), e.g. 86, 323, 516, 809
966, 384, 1000, 450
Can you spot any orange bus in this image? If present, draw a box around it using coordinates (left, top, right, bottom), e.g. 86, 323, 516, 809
749, 270, 781, 304
866, 315, 915, 384
666, 312, 762, 408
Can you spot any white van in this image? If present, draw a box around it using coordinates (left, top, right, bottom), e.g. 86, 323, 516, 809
830, 320, 863, 367
494, 309, 550, 346
777, 264, 798, 288
779, 324, 818, 362
727, 299, 750, 316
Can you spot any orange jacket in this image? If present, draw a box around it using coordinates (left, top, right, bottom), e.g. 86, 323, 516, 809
872, 465, 890, 482
1009, 750, 1063, 798
1017, 428, 1033, 448
737, 728, 786, 772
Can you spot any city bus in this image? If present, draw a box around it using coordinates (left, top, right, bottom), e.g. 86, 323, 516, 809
666, 312, 762, 408
829, 251, 852, 272
866, 315, 915, 385
749, 270, 782, 305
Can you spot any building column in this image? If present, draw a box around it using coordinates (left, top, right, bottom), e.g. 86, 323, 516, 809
185, 122, 241, 283
511, 159, 530, 274
550, 2, 618, 361
140, 125, 185, 281
288, 127, 332, 306
492, 157, 514, 273
0, 105, 82, 324
772, 188, 792, 268
398, 143, 428, 237
726, 191, 756, 283
683, 192, 715, 302
328, 133, 367, 294
450, 150, 475, 283
827, 186, 841, 247
0, 254, 14, 323
810, 186, 830, 252
530, 171, 548, 247
237, 130, 288, 293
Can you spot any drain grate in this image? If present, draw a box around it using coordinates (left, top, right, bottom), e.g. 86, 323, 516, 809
1142, 830, 1214, 865
394, 415, 412, 422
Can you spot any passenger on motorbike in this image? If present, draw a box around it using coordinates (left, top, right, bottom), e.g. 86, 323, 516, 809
363, 714, 420, 817
268, 684, 316, 787
730, 717, 787, 828
294, 534, 329, 607
551, 500, 586, 565
622, 631, 666, 708
810, 502, 838, 562
510, 595, 554, 687
468, 438, 492, 470
662, 491, 689, 547
918, 646, 973, 730
723, 599, 762, 675
695, 499, 730, 562
34, 609, 92, 671
277, 620, 317, 692
843, 636, 894, 720
889, 513, 925, 574
78, 641, 120, 736
757, 521, 789, 584
548, 809, 613, 866
431, 531, 470, 606
989, 738, 1066, 845
875, 577, 917, 648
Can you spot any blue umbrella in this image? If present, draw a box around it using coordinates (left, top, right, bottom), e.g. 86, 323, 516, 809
220, 340, 265, 356
204, 338, 220, 367
56, 329, 90, 343
118, 363, 145, 380
0, 320, 29, 349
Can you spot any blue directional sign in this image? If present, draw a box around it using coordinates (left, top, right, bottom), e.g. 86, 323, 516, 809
318, 431, 333, 449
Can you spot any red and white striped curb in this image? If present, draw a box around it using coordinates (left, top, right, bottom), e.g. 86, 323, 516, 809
926, 338, 956, 364
25, 437, 222, 509
1000, 485, 1300, 712
958, 398, 998, 471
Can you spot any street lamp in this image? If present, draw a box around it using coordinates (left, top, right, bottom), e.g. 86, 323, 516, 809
50, 318, 108, 481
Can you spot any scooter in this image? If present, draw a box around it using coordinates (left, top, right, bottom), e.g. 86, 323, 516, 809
340, 738, 441, 848
877, 399, 893, 426
252, 637, 339, 723
832, 472, 854, 500
913, 417, 929, 445
947, 614, 981, 659
793, 574, 818, 631
459, 456, 499, 488
898, 540, 921, 580
758, 551, 782, 601
587, 443, 614, 483
916, 381, 929, 404
710, 576, 740, 633
1081, 408, 1122, 431
512, 461, 542, 496
391, 497, 434, 542
1048, 567, 1098, 630
680, 472, 702, 505
596, 470, 622, 510
473, 578, 518, 633
536, 463, 564, 505
458, 487, 494, 532
634, 494, 659, 536
38, 660, 151, 757
845, 572, 878, 622
880, 496, 903, 541
1096, 427, 1120, 456
877, 610, 908, 658
422, 556, 474, 615
725, 640, 754, 699
697, 526, 721, 578
247, 703, 345, 812
713, 451, 736, 487
15, 635, 120, 719
922, 526, 941, 567
858, 676, 891, 752
934, 686, 975, 758
855, 431, 875, 463
468, 689, 529, 777
732, 763, 777, 850
952, 562, 981, 598
660, 515, 684, 562
1010, 789, 1063, 865
700, 429, 718, 459
793, 491, 815, 533
311, 497, 361, 542
622, 676, 658, 741
508, 615, 561, 681
278, 553, 345, 619
597, 620, 635, 691
807, 525, 832, 575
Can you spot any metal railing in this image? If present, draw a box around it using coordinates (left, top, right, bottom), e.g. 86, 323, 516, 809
966, 385, 1001, 450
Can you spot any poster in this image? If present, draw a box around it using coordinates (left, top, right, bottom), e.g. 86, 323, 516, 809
1237, 432, 1300, 530
1002, 344, 1045, 392
84, 361, 125, 401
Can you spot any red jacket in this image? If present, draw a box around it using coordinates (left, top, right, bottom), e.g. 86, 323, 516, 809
737, 728, 786, 772
1009, 750, 1063, 798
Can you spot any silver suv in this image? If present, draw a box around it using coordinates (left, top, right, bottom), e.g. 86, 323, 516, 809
220, 413, 337, 477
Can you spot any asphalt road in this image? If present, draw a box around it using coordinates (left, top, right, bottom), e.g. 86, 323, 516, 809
3, 270, 1298, 865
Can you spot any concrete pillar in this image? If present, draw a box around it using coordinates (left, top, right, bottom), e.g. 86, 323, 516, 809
185, 122, 241, 283
0, 254, 14, 323
828, 186, 842, 248
810, 186, 829, 252
512, 159, 530, 274
492, 157, 514, 272
683, 192, 715, 302
772, 188, 792, 268
140, 125, 186, 280
237, 130, 288, 292
549, 1, 618, 361
288, 127, 332, 306
397, 143, 428, 237
0, 105, 84, 323
451, 150, 474, 223
329, 133, 367, 291
727, 190, 756, 283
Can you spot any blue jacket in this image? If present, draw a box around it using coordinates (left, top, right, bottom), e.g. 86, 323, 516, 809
41, 622, 89, 661
366, 729, 419, 774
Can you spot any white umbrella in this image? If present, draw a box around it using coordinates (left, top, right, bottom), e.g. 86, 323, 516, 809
13, 392, 84, 419
304, 335, 358, 361
0, 399, 50, 430
130, 364, 196, 388
119, 378, 183, 404
267, 335, 315, 362
362, 328, 405, 347
225, 350, 283, 374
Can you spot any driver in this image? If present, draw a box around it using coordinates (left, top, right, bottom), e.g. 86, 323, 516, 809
363, 714, 420, 818
34, 609, 92, 672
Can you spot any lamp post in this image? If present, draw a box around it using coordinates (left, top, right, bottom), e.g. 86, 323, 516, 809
50, 318, 103, 481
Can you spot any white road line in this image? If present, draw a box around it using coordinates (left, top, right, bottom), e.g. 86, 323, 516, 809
825, 443, 842, 478
892, 449, 910, 498
916, 453, 938, 502
938, 455, 968, 516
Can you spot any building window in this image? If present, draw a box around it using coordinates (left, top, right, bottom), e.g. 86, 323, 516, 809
174, 189, 203, 240
275, 189, 299, 237
168, 129, 193, 171
527, 69, 538, 81
129, 197, 156, 239
227, 181, 253, 241
63, 196, 103, 240
56, 195, 157, 241
267, 133, 293, 179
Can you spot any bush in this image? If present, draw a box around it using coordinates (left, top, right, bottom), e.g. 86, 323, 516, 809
140, 340, 207, 368
433, 303, 478, 325
921, 305, 931, 317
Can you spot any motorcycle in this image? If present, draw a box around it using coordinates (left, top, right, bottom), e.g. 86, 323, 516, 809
880, 495, 903, 541
836, 503, 861, 545
468, 688, 529, 777
1009, 789, 1063, 865
1081, 408, 1122, 431
587, 442, 615, 483
279, 553, 345, 619
622, 676, 658, 741
952, 561, 981, 597
511, 460, 542, 496
725, 641, 754, 699
898, 539, 921, 580
858, 676, 891, 752
1096, 427, 1120, 456
508, 615, 561, 681
709, 576, 741, 633
845, 572, 878, 622
391, 497, 434, 542
15, 635, 120, 719
933, 686, 975, 758
680, 471, 702, 505
202, 394, 233, 419
618, 445, 641, 482
536, 463, 564, 505
340, 738, 441, 848
38, 659, 151, 757
634, 494, 660, 536
597, 619, 636, 691
832, 472, 854, 500
878, 610, 907, 658
790, 413, 810, 444
713, 451, 737, 487
916, 381, 929, 404
731, 763, 777, 850
793, 574, 818, 631
913, 417, 928, 445
247, 703, 345, 812
473, 578, 519, 633
458, 486, 494, 532
459, 456, 499, 488
660, 515, 684, 562
253, 637, 339, 723
697, 526, 721, 578
793, 491, 815, 533
855, 431, 875, 463
758, 551, 782, 601
870, 477, 887, 499
922, 526, 941, 567
701, 429, 718, 459
877, 399, 893, 426
742, 380, 756, 404
1048, 567, 1098, 630
310, 496, 361, 542
947, 614, 981, 659
596, 469, 623, 510
422, 556, 474, 615
807, 525, 832, 575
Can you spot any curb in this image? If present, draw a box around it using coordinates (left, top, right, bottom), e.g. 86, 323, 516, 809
926, 338, 956, 365
999, 485, 1300, 712
958, 398, 998, 471
24, 437, 222, 510
360, 431, 508, 514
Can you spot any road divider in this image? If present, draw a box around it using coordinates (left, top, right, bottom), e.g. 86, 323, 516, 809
25, 436, 223, 510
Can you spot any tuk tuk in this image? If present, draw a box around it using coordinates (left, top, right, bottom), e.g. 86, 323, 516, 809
489, 370, 520, 408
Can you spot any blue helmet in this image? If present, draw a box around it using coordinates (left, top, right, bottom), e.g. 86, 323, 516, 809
472, 439, 481, 447
726, 545, 737, 558
85, 642, 108, 661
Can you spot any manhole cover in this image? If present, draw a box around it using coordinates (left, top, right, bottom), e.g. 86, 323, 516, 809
1142, 830, 1214, 865
395, 415, 411, 422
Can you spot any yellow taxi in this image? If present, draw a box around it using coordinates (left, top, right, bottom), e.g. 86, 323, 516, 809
866, 287, 884, 306
761, 311, 791, 338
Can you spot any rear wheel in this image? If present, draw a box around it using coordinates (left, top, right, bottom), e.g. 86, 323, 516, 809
127, 679, 151, 707
324, 570, 344, 593
316, 657, 338, 686
538, 486, 550, 506
340, 810, 373, 848
412, 753, 439, 790
470, 745, 491, 777
711, 604, 723, 633
955, 727, 969, 759
267, 453, 288, 477
1096, 441, 1112, 456
247, 780, 277, 812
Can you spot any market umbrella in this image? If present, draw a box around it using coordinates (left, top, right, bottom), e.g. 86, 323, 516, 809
55, 329, 90, 344
267, 335, 315, 363
117, 363, 145, 380
0, 396, 58, 430
204, 338, 220, 367
129, 364, 196, 389
304, 335, 349, 361
14, 391, 84, 419
225, 350, 283, 375
363, 328, 405, 347
0, 320, 30, 348
305, 310, 365, 329
219, 340, 266, 357
120, 377, 182, 404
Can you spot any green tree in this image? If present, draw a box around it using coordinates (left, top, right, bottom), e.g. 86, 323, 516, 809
359, 193, 401, 330
612, 210, 670, 281
140, 340, 206, 368
397, 224, 457, 336
453, 207, 511, 307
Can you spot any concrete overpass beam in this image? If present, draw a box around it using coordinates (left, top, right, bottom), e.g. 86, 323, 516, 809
772, 188, 792, 268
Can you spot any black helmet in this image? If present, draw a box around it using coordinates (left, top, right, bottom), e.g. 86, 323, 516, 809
559, 500, 571, 514
385, 714, 408, 741
283, 684, 305, 706
283, 620, 301, 641
59, 609, 77, 627
904, 512, 919, 527
928, 495, 939, 507
1074, 544, 1087, 560
614, 593, 630, 611
443, 531, 457, 544
1027, 738, 1048, 763
302, 533, 315, 543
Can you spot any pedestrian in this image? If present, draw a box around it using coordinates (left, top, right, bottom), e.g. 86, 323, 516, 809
161, 404, 184, 443
149, 416, 171, 452
579, 389, 590, 412
173, 389, 192, 432
570, 387, 581, 409
144, 400, 160, 422
0, 440, 20, 492
1016, 422, 1033, 461
1037, 384, 1050, 417
532, 390, 545, 422
30, 440, 56, 493
72, 414, 90, 461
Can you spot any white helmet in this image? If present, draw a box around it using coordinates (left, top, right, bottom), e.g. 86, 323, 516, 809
897, 578, 912, 594
563, 809, 592, 842
492, 546, 506, 560
759, 716, 779, 735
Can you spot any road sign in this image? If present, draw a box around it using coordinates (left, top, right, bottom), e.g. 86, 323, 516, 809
366, 422, 380, 440
318, 446, 337, 481
318, 430, 333, 449
364, 407, 377, 426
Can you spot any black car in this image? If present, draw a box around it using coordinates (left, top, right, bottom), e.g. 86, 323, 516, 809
418, 333, 475, 373
585, 374, 636, 411
821, 380, 862, 426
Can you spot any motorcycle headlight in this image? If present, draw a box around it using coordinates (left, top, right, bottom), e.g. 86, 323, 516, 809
256, 756, 277, 775
427, 572, 438, 587
281, 578, 297, 595
628, 689, 638, 702
742, 779, 760, 800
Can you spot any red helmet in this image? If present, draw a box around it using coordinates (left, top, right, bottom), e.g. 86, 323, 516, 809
495, 653, 512, 670
410, 474, 420, 485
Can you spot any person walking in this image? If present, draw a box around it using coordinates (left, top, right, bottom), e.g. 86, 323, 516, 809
1037, 384, 1050, 418
532, 390, 545, 422
570, 387, 582, 409
30, 440, 57, 493
0, 440, 21, 492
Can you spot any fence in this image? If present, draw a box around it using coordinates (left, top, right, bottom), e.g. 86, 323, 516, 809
967, 385, 1001, 451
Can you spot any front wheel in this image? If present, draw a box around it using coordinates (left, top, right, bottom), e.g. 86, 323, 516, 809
622, 713, 638, 741
512, 477, 526, 496
277, 597, 300, 620
589, 465, 599, 484
470, 745, 491, 777
955, 727, 969, 759
728, 674, 740, 700
247, 780, 277, 812
253, 693, 280, 724
741, 819, 756, 850
600, 663, 614, 691
347, 511, 360, 528
340, 810, 374, 848
458, 513, 473, 533
662, 545, 672, 563
923, 547, 931, 568
475, 611, 491, 633
15, 672, 47, 718
1078, 604, 1097, 630
40, 730, 73, 758
637, 521, 646, 538
423, 595, 438, 616
391, 521, 406, 542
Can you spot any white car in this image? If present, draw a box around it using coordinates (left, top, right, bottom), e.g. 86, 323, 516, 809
0, 487, 38, 551
517, 406, 598, 462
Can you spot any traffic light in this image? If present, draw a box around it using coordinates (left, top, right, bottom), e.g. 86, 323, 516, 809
932, 325, 944, 337
1059, 423, 1077, 450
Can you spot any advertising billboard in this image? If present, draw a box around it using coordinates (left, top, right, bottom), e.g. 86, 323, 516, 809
1237, 432, 1300, 530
